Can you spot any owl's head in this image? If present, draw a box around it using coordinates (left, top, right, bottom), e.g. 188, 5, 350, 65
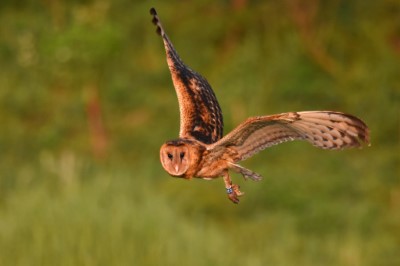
160, 140, 192, 177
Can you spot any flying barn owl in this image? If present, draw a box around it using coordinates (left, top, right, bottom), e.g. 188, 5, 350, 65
150, 8, 370, 204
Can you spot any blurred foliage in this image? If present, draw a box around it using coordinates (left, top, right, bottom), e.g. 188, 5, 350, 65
0, 0, 399, 265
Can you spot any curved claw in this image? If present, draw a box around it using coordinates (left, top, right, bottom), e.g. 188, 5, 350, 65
228, 192, 240, 204
227, 184, 244, 204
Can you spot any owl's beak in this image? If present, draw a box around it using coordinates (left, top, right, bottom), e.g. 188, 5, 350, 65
174, 165, 179, 173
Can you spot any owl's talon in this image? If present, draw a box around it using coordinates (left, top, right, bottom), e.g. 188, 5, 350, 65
232, 184, 244, 196
226, 184, 244, 204
231, 197, 240, 204
227, 192, 240, 204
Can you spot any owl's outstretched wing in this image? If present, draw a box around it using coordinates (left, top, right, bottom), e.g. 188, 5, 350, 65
150, 8, 223, 144
207, 111, 370, 162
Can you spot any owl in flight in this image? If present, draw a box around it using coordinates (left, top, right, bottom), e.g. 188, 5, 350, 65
150, 8, 370, 204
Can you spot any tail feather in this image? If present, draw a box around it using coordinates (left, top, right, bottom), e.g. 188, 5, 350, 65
229, 162, 263, 181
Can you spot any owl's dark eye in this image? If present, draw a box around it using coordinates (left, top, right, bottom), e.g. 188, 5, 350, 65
167, 153, 173, 159
180, 152, 185, 159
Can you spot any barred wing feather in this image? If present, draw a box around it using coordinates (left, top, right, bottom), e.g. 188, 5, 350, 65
208, 111, 370, 162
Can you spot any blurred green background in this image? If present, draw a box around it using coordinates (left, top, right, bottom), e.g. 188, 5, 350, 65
0, 0, 399, 265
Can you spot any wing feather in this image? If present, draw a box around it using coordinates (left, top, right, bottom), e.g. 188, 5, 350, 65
207, 111, 370, 162
150, 8, 223, 144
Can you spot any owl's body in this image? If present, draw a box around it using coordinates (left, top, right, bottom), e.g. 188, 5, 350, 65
151, 8, 370, 203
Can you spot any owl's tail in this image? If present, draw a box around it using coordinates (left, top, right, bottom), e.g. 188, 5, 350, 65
228, 162, 263, 181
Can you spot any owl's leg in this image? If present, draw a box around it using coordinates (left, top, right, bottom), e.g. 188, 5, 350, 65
228, 162, 263, 181
222, 171, 244, 204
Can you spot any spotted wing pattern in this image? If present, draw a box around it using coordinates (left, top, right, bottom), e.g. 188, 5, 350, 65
208, 111, 370, 161
150, 8, 223, 144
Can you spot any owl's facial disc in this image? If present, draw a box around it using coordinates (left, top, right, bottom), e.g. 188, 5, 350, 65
160, 142, 190, 177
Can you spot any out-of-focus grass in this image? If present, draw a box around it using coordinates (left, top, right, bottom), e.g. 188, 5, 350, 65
0, 0, 399, 265
0, 150, 398, 266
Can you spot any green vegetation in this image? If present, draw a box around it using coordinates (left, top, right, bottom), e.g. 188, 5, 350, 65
0, 0, 399, 265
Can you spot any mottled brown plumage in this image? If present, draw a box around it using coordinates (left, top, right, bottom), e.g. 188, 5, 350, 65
151, 8, 223, 144
151, 8, 370, 204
